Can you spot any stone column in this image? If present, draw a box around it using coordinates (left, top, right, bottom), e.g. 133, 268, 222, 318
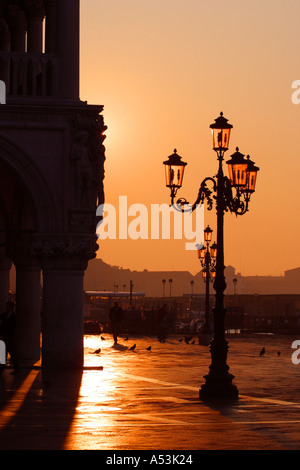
0, 18, 11, 52
56, 0, 79, 100
6, 5, 27, 52
33, 235, 98, 368
45, 0, 56, 53
0, 248, 12, 313
12, 243, 41, 362
25, 0, 45, 53
15, 265, 41, 362
42, 267, 84, 368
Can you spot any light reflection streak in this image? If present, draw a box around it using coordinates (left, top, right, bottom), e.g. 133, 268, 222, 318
64, 336, 125, 446
0, 369, 39, 430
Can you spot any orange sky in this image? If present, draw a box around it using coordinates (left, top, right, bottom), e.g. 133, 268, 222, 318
79, 0, 300, 277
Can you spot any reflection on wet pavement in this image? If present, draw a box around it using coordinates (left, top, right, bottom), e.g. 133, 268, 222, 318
1, 333, 300, 449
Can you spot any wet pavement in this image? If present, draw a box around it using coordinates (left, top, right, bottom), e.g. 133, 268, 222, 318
1, 332, 300, 450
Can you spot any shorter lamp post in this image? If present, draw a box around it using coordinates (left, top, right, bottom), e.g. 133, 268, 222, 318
198, 225, 217, 334
162, 279, 166, 300
169, 278, 173, 298
233, 278, 237, 295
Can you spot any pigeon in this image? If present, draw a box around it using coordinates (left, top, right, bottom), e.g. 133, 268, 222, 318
259, 347, 265, 357
129, 344, 136, 351
124, 336, 129, 341
277, 351, 281, 356
146, 346, 151, 351
93, 348, 101, 354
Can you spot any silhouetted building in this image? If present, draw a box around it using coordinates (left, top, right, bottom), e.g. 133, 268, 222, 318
0, 0, 106, 367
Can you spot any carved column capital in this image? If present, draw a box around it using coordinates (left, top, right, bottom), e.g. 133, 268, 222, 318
31, 234, 99, 270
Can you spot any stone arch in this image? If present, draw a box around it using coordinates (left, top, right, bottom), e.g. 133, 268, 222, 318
0, 132, 58, 363
0, 132, 56, 235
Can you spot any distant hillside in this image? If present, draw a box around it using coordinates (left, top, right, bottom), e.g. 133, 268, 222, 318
84, 259, 300, 296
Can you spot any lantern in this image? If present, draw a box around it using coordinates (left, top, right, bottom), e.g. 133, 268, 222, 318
210, 242, 217, 259
226, 147, 248, 188
163, 149, 187, 189
210, 268, 216, 279
210, 112, 233, 152
204, 225, 213, 242
198, 245, 206, 259
243, 155, 259, 194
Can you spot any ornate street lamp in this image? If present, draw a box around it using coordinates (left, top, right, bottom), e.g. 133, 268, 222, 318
163, 112, 259, 400
197, 226, 217, 335
163, 149, 187, 205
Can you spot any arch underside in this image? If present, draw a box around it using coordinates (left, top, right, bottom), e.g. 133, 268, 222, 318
0, 133, 56, 255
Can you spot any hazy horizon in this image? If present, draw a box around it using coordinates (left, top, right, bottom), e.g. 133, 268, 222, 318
88, 256, 300, 279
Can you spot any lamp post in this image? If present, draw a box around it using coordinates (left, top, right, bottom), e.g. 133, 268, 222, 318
163, 112, 259, 400
190, 280, 194, 294
198, 225, 217, 335
233, 278, 237, 295
169, 278, 173, 298
162, 278, 166, 301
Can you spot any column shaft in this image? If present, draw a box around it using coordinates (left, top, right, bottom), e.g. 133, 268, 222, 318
56, 0, 79, 100
42, 269, 84, 368
0, 256, 12, 313
45, 0, 56, 53
15, 265, 41, 362
27, 16, 43, 52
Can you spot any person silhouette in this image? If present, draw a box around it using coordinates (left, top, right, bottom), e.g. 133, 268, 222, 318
109, 301, 124, 345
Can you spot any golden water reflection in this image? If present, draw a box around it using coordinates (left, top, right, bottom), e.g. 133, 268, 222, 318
63, 335, 125, 449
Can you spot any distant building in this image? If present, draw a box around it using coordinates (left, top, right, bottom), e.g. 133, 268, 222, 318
84, 259, 300, 297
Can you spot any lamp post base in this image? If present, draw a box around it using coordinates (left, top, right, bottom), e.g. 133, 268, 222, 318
199, 374, 239, 401
199, 337, 239, 401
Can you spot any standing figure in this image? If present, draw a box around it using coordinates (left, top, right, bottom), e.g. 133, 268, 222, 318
109, 301, 124, 345
157, 304, 168, 342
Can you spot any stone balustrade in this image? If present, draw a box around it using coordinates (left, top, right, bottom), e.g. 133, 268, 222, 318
0, 51, 57, 100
